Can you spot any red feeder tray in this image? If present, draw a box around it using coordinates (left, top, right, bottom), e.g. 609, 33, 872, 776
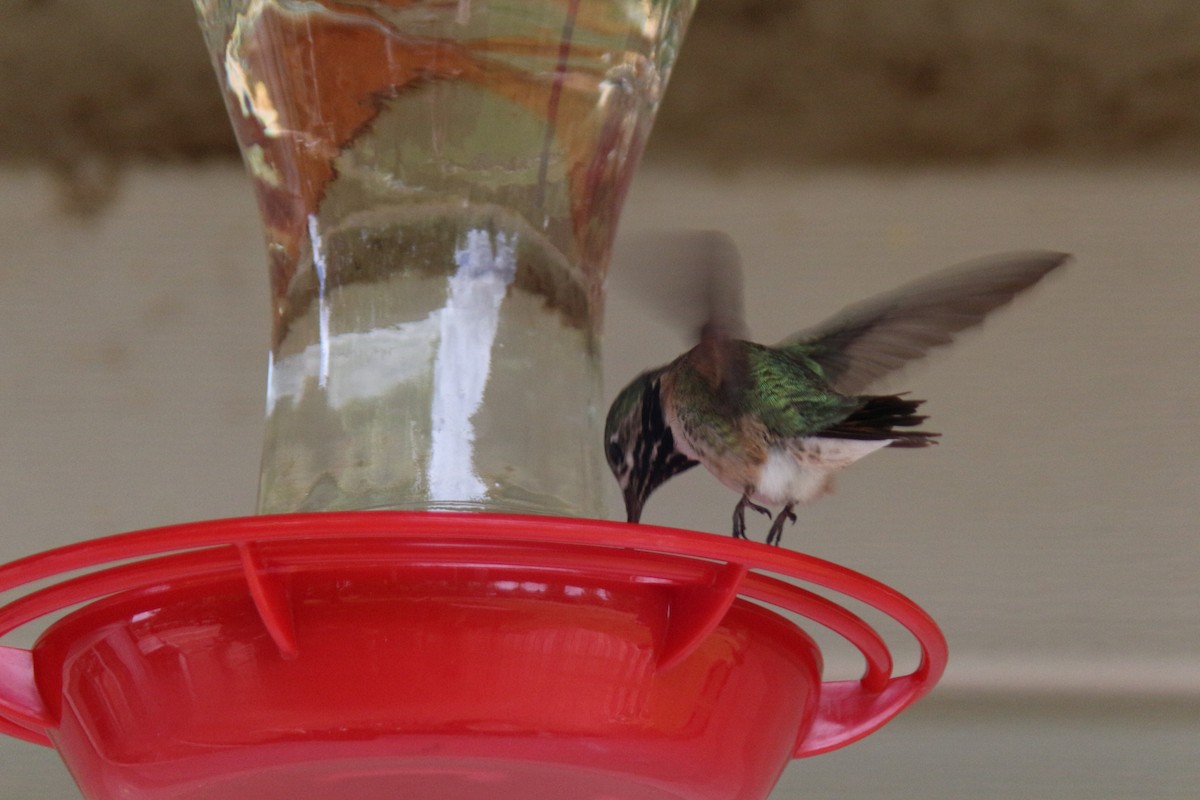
0, 512, 946, 800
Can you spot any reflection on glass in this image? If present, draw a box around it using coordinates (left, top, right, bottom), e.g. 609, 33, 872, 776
193, 0, 696, 516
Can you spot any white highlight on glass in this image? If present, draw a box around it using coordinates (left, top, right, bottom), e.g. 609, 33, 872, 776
261, 227, 518, 507
428, 229, 517, 502
308, 214, 332, 388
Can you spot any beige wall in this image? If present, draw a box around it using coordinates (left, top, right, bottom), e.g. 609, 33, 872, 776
1, 161, 1196, 797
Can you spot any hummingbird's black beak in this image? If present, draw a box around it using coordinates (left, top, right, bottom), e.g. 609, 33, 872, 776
623, 485, 644, 524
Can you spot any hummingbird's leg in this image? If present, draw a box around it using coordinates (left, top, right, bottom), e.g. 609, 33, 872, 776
732, 492, 772, 540
765, 503, 798, 546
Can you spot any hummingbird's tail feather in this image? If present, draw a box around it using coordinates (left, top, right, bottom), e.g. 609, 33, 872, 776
819, 394, 939, 448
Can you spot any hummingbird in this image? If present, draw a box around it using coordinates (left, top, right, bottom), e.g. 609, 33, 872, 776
604, 232, 1068, 545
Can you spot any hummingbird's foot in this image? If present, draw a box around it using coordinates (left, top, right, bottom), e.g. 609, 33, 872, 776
732, 493, 772, 540
765, 503, 798, 546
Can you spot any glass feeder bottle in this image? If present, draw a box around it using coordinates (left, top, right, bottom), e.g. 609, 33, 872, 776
192, 0, 696, 517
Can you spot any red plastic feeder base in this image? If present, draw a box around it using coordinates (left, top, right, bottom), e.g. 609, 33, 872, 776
0, 513, 946, 800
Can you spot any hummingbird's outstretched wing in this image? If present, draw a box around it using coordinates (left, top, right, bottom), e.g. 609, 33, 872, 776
612, 229, 751, 396
780, 251, 1070, 395
611, 229, 748, 344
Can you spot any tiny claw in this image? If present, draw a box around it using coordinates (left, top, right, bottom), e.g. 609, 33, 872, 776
732, 493, 772, 540
765, 503, 798, 547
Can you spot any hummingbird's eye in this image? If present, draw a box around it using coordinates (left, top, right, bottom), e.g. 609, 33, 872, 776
606, 441, 623, 468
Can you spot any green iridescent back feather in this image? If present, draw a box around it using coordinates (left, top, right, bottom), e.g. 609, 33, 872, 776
741, 343, 859, 438
668, 341, 860, 452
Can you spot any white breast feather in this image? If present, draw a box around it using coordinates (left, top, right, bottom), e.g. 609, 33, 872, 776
754, 437, 893, 506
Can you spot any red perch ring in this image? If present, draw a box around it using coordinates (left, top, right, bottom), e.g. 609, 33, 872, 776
0, 512, 946, 800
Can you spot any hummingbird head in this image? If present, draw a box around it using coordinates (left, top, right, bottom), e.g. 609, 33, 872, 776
604, 369, 698, 524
